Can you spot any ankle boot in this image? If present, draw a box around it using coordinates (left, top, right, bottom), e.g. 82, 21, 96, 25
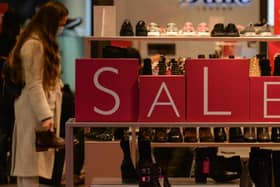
272, 151, 280, 187
271, 128, 280, 142
210, 156, 241, 183
243, 127, 256, 142
36, 130, 65, 151
183, 128, 198, 142
257, 127, 270, 142
229, 127, 244, 142
138, 159, 155, 187
199, 128, 214, 142
214, 128, 226, 142
120, 139, 138, 184
195, 147, 217, 183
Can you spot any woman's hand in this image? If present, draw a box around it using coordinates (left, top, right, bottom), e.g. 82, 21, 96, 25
41, 118, 54, 132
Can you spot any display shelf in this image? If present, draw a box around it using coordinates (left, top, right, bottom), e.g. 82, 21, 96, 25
65, 119, 280, 187
70, 35, 280, 187
151, 142, 280, 148
85, 35, 280, 42
90, 177, 240, 187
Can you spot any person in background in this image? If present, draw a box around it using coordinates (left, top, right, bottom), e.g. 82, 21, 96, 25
8, 1, 68, 187
0, 8, 21, 185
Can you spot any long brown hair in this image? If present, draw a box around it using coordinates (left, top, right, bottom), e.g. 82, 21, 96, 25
9, 1, 68, 91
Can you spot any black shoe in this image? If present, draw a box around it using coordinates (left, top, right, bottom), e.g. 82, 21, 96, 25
224, 23, 240, 37
210, 156, 241, 183
243, 127, 256, 142
85, 128, 113, 141
136, 20, 148, 36
214, 128, 226, 142
168, 128, 183, 142
271, 128, 280, 142
120, 19, 134, 36
211, 23, 225, 37
229, 127, 244, 142
65, 17, 82, 30
0, 176, 8, 184
257, 127, 270, 142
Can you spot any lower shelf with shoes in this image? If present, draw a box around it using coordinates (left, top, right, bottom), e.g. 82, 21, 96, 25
90, 177, 241, 187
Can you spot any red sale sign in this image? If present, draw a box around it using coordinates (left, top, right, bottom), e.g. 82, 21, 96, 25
186, 59, 250, 122
75, 58, 139, 122
138, 75, 185, 122
250, 77, 280, 121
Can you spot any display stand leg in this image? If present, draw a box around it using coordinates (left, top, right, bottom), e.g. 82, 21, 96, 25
66, 124, 74, 187
131, 127, 137, 167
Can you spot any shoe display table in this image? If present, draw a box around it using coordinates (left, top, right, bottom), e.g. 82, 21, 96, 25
65, 119, 280, 187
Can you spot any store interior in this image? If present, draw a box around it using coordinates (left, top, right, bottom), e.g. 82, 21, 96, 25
1, 0, 280, 187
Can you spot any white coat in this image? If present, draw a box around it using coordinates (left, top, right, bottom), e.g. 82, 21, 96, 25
11, 35, 62, 179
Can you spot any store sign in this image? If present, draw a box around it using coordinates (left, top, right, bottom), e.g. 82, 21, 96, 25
138, 75, 185, 122
75, 58, 139, 122
186, 59, 250, 121
250, 77, 280, 121
179, 0, 251, 6
75, 58, 280, 122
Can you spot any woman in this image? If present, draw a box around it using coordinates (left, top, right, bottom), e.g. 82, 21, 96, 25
9, 1, 68, 186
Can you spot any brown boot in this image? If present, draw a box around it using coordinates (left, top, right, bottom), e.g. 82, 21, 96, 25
199, 128, 214, 142
183, 128, 198, 142
36, 131, 65, 151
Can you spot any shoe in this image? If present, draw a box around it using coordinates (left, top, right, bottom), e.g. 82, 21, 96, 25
210, 156, 241, 183
136, 20, 148, 36
211, 23, 225, 37
229, 127, 244, 142
120, 19, 134, 36
240, 23, 256, 36
36, 131, 65, 151
183, 128, 198, 142
154, 128, 168, 142
196, 22, 210, 36
168, 128, 183, 142
214, 128, 226, 142
142, 58, 152, 75
181, 22, 196, 36
148, 22, 161, 36
64, 17, 82, 30
271, 128, 280, 142
243, 127, 256, 142
166, 22, 178, 35
0, 176, 8, 184
273, 55, 280, 76
138, 128, 155, 141
257, 127, 270, 142
199, 127, 214, 142
256, 24, 272, 36
85, 128, 113, 141
224, 23, 240, 37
